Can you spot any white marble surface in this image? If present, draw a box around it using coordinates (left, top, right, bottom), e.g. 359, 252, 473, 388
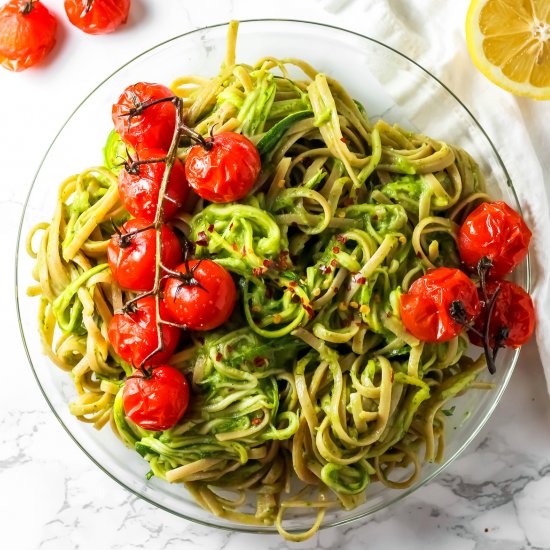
2, 1, 550, 549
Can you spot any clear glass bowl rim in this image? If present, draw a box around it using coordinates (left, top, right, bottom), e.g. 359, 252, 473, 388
15, 18, 529, 535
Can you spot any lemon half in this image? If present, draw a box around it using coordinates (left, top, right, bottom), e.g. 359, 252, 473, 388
466, 0, 550, 100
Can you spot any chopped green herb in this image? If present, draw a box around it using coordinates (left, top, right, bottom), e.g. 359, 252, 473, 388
442, 406, 456, 417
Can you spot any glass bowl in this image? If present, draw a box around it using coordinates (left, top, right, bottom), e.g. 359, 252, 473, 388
16, 19, 528, 535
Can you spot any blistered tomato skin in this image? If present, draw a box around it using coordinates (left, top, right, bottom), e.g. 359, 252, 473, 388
470, 280, 535, 349
122, 365, 190, 431
163, 259, 237, 331
112, 82, 176, 150
107, 218, 182, 291
107, 296, 180, 367
185, 132, 261, 203
0, 0, 57, 72
118, 148, 189, 222
64, 0, 130, 35
458, 201, 531, 278
400, 267, 481, 343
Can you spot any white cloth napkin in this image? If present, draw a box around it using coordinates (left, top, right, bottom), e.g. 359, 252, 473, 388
318, 0, 550, 391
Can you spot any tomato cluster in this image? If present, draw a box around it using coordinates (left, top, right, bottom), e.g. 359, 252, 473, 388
106, 82, 259, 431
0, 0, 131, 72
400, 200, 534, 368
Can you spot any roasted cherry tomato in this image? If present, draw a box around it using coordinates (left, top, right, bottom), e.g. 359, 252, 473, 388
185, 132, 261, 203
107, 218, 182, 291
122, 365, 189, 431
118, 148, 189, 223
0, 0, 57, 72
108, 296, 180, 367
458, 201, 531, 279
64, 0, 130, 35
469, 280, 535, 349
400, 267, 481, 342
163, 259, 237, 330
112, 82, 176, 151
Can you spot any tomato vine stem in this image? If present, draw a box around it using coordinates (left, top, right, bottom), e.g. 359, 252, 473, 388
20, 1, 35, 15
118, 94, 217, 368
476, 256, 499, 374
137, 97, 185, 368
447, 257, 505, 375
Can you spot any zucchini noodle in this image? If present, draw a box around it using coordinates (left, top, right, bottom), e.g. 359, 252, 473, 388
29, 21, 491, 541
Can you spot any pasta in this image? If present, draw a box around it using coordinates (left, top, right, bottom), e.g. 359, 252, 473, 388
28, 21, 492, 541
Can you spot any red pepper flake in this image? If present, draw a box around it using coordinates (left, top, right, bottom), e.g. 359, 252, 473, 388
303, 304, 314, 318
340, 137, 348, 143
332, 246, 340, 254
229, 222, 234, 230
251, 417, 262, 426
355, 276, 367, 285
276, 250, 290, 270
319, 265, 332, 275
208, 224, 214, 233
288, 281, 297, 288
252, 266, 267, 277
232, 243, 238, 251
241, 246, 247, 256
215, 352, 223, 361
263, 259, 275, 269
390, 370, 395, 383
330, 259, 337, 267
196, 231, 208, 247
253, 357, 266, 367
416, 252, 423, 258
336, 234, 347, 244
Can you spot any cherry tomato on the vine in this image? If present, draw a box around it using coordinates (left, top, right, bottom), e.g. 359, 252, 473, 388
108, 296, 180, 367
64, 0, 130, 35
122, 365, 190, 431
118, 148, 189, 223
107, 218, 182, 291
458, 201, 531, 279
112, 82, 176, 151
163, 259, 237, 331
469, 280, 535, 349
0, 0, 57, 72
185, 132, 261, 203
400, 267, 480, 342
